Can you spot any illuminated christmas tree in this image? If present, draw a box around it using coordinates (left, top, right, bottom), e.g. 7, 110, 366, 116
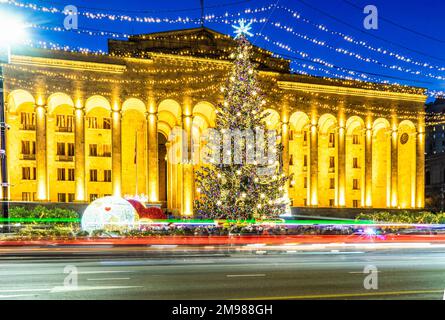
194, 29, 289, 220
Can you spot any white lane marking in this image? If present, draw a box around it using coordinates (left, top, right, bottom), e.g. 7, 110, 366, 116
78, 270, 133, 274
50, 285, 142, 293
0, 294, 39, 298
226, 274, 266, 278
87, 277, 130, 281
0, 288, 50, 293
150, 245, 178, 249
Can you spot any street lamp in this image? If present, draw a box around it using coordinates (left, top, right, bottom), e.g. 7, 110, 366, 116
0, 13, 26, 232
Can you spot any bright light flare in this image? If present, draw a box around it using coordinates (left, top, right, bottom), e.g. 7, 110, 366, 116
0, 13, 27, 44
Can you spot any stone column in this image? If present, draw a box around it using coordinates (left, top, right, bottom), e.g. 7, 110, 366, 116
35, 104, 47, 200
147, 112, 158, 202
111, 108, 122, 197
309, 123, 318, 206
364, 128, 373, 207
416, 130, 425, 208
337, 125, 346, 207
182, 114, 193, 216
74, 106, 86, 201
390, 129, 398, 207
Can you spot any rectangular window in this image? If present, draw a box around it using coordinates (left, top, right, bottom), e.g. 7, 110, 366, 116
89, 144, 98, 157
353, 179, 360, 190
87, 117, 98, 129
102, 144, 111, 157
58, 193, 66, 203
103, 118, 111, 129
330, 178, 335, 189
104, 170, 112, 182
90, 169, 98, 182
56, 143, 66, 156
353, 134, 360, 145
67, 143, 75, 156
90, 194, 98, 202
66, 115, 74, 131
57, 168, 66, 181
67, 168, 75, 181
329, 132, 335, 148
303, 131, 308, 146
289, 154, 293, 166
353, 200, 359, 208
303, 155, 308, 167
68, 193, 75, 203
22, 167, 30, 180
304, 177, 307, 189
329, 156, 335, 169
329, 199, 335, 207
303, 198, 307, 206
289, 130, 294, 141
353, 157, 359, 169
22, 192, 32, 201
20, 112, 36, 130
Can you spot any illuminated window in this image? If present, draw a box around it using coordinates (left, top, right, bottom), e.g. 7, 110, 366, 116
67, 143, 75, 157
58, 193, 67, 203
57, 168, 66, 181
329, 178, 335, 189
21, 141, 36, 159
353, 200, 359, 208
352, 134, 360, 145
329, 156, 335, 169
89, 194, 99, 202
104, 170, 112, 182
67, 168, 75, 181
22, 192, 32, 202
56, 143, 66, 156
353, 157, 359, 168
22, 167, 36, 180
329, 132, 335, 148
20, 112, 35, 130
89, 144, 98, 157
103, 118, 111, 129
87, 117, 98, 129
68, 193, 75, 203
90, 169, 98, 182
353, 179, 360, 190
102, 144, 112, 157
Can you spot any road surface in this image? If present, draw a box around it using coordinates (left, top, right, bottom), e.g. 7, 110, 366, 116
0, 245, 444, 300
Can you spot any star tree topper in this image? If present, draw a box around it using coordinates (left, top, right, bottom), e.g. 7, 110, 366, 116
232, 19, 253, 38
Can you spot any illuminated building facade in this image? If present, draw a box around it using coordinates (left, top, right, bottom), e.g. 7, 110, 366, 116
425, 98, 445, 211
1, 27, 427, 215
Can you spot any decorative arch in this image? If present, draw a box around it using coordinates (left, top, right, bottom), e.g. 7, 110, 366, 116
193, 101, 216, 128
289, 111, 310, 132
158, 99, 181, 119
318, 113, 337, 134
85, 95, 111, 114
47, 92, 74, 114
372, 118, 391, 135
7, 89, 35, 113
122, 98, 146, 115
346, 116, 365, 135
262, 109, 280, 130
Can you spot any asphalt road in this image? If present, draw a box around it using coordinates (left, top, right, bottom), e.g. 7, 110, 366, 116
0, 246, 445, 300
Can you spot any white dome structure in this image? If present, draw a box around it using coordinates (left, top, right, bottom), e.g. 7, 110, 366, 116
81, 196, 139, 233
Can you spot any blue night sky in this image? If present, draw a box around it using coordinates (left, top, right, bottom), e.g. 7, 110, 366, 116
2, 0, 445, 97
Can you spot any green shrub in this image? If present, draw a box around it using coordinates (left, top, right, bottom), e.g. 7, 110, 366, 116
357, 211, 445, 224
